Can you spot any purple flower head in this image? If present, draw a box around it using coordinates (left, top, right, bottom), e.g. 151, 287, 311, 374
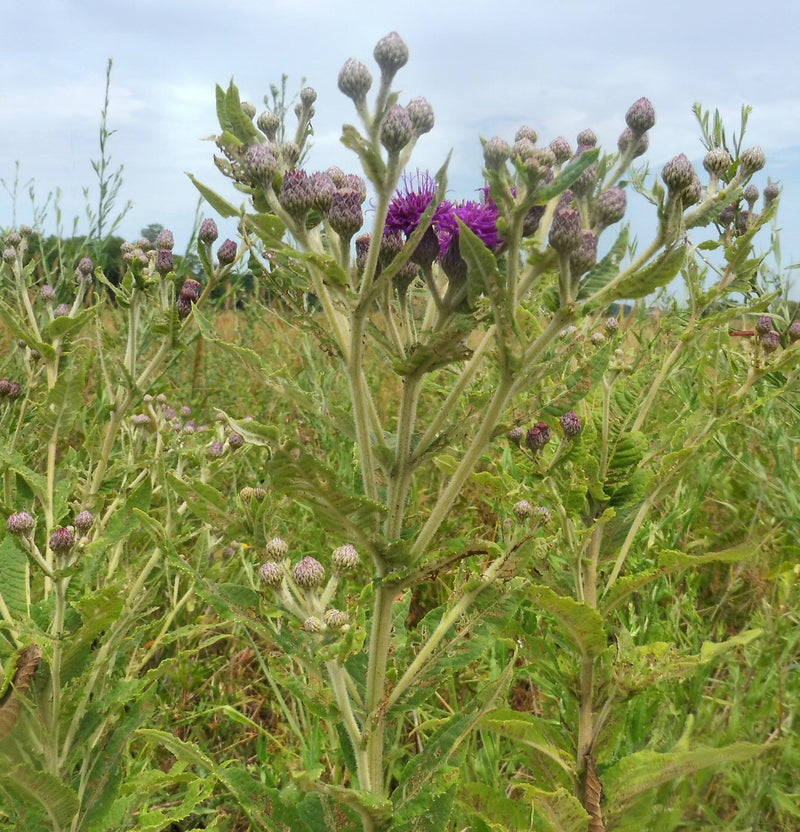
385, 170, 451, 237
438, 199, 502, 258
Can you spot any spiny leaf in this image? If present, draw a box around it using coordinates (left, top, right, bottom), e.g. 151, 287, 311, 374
0, 763, 79, 826
512, 785, 591, 832
0, 535, 28, 620
187, 173, 242, 219
599, 243, 687, 303
578, 226, 629, 302
0, 645, 41, 742
479, 708, 574, 775
528, 585, 606, 659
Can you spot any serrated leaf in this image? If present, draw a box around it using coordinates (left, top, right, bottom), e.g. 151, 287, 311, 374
458, 781, 530, 830
578, 226, 629, 301
479, 708, 574, 775
528, 585, 606, 658
513, 785, 591, 832
0, 763, 79, 826
166, 473, 230, 526
340, 125, 386, 185
0, 645, 41, 742
42, 304, 98, 340
0, 535, 28, 620
224, 81, 260, 144
534, 148, 600, 203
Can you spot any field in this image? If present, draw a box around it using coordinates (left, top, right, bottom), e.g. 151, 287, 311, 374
0, 33, 799, 832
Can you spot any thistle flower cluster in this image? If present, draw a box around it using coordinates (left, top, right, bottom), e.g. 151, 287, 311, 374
0, 378, 22, 400
257, 539, 360, 634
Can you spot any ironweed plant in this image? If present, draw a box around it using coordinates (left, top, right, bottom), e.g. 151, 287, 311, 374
155, 30, 800, 832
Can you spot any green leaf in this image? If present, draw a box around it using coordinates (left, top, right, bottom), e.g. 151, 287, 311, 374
458, 781, 530, 830
479, 708, 574, 775
0, 763, 79, 826
528, 585, 606, 658
603, 742, 769, 824
534, 148, 600, 203
340, 125, 386, 185
187, 173, 242, 219
600, 243, 687, 303
224, 80, 260, 144
0, 535, 28, 619
457, 219, 503, 311
513, 785, 591, 832
166, 473, 230, 527
578, 225, 629, 302
392, 780, 458, 832
42, 304, 98, 341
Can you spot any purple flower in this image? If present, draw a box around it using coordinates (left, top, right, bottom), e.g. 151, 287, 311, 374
438, 199, 502, 257
385, 170, 452, 237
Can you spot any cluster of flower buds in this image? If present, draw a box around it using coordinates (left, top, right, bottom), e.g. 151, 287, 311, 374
6, 508, 95, 571
508, 411, 582, 457
0, 378, 22, 401
257, 539, 360, 634
512, 499, 552, 525
177, 278, 201, 319
754, 315, 781, 354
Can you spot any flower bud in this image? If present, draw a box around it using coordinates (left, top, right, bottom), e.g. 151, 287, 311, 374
279, 141, 301, 166
591, 331, 606, 347
2, 249, 16, 263
744, 184, 759, 207
279, 169, 314, 218
199, 218, 219, 244
5, 381, 21, 400
511, 138, 536, 162
661, 154, 695, 193
515, 126, 538, 145
739, 146, 766, 177
40, 284, 56, 302
309, 171, 337, 213
240, 101, 256, 119
522, 204, 546, 238
6, 512, 35, 535
303, 616, 324, 633
217, 239, 237, 265
259, 560, 283, 586
257, 110, 280, 140
761, 330, 781, 353
293, 556, 325, 588
604, 316, 619, 334
549, 136, 572, 164
75, 510, 94, 534
381, 105, 413, 154
155, 249, 174, 275
682, 172, 702, 207
176, 298, 193, 319
534, 506, 552, 523
324, 608, 349, 629
341, 174, 367, 202
507, 426, 524, 445
617, 127, 648, 158
180, 278, 201, 302
208, 440, 225, 458
788, 320, 800, 343
327, 189, 364, 240
407, 97, 435, 136
625, 97, 655, 135
703, 147, 731, 178
569, 230, 598, 276
155, 229, 174, 250
576, 128, 597, 147
374, 31, 409, 77
718, 204, 735, 226
244, 144, 278, 188
526, 422, 551, 451
513, 500, 534, 521
548, 208, 582, 254
300, 87, 317, 108
266, 537, 289, 558
763, 182, 779, 204
560, 410, 582, 437
77, 257, 94, 276
593, 187, 627, 228
49, 526, 75, 553
227, 432, 244, 450
332, 543, 359, 572
755, 315, 772, 336
338, 58, 373, 103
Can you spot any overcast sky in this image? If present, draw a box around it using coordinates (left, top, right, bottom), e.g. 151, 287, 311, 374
3, 0, 799, 285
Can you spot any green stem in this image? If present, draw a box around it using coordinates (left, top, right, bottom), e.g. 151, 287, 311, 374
385, 373, 423, 540
325, 659, 370, 791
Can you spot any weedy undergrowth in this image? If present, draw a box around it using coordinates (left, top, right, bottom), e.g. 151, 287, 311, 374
141, 31, 799, 832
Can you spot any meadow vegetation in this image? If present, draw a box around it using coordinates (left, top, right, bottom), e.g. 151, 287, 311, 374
0, 32, 798, 832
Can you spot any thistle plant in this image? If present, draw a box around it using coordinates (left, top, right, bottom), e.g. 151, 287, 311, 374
147, 33, 797, 832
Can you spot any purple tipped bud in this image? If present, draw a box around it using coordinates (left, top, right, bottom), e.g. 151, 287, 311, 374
661, 154, 695, 193
560, 410, 582, 437
718, 205, 735, 226
341, 174, 367, 202
625, 97, 655, 135
6, 512, 35, 535
49, 526, 75, 553
208, 440, 225, 458
522, 204, 546, 237
75, 510, 94, 534
594, 187, 627, 228
176, 297, 193, 319
324, 608, 349, 629
381, 105, 413, 154
576, 128, 597, 147
338, 58, 373, 103
591, 331, 606, 346
217, 239, 237, 265
549, 136, 572, 164
279, 169, 314, 218
300, 87, 317, 108
511, 138, 536, 162
0, 379, 11, 396
617, 127, 649, 158
703, 147, 731, 178
76, 257, 93, 277
788, 321, 800, 343
240, 101, 256, 119
2, 249, 16, 263
257, 110, 280, 139
534, 506, 552, 523
526, 422, 551, 451
327, 189, 364, 240
548, 208, 582, 254
259, 561, 283, 586
326, 166, 346, 187
373, 31, 409, 77
513, 500, 534, 521
332, 543, 359, 572
755, 315, 772, 335
40, 284, 56, 302
155, 229, 174, 251
761, 330, 781, 353
515, 126, 538, 144
155, 248, 174, 275
739, 146, 766, 177
279, 141, 301, 166
569, 231, 598, 276
309, 171, 337, 213
266, 537, 289, 558
180, 278, 201, 302
292, 556, 325, 588
604, 316, 620, 334
303, 616, 324, 633
5, 381, 21, 399
252, 487, 266, 502
244, 144, 278, 188
763, 182, 780, 204
682, 172, 702, 207
199, 219, 219, 244
507, 426, 524, 445
227, 432, 244, 450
